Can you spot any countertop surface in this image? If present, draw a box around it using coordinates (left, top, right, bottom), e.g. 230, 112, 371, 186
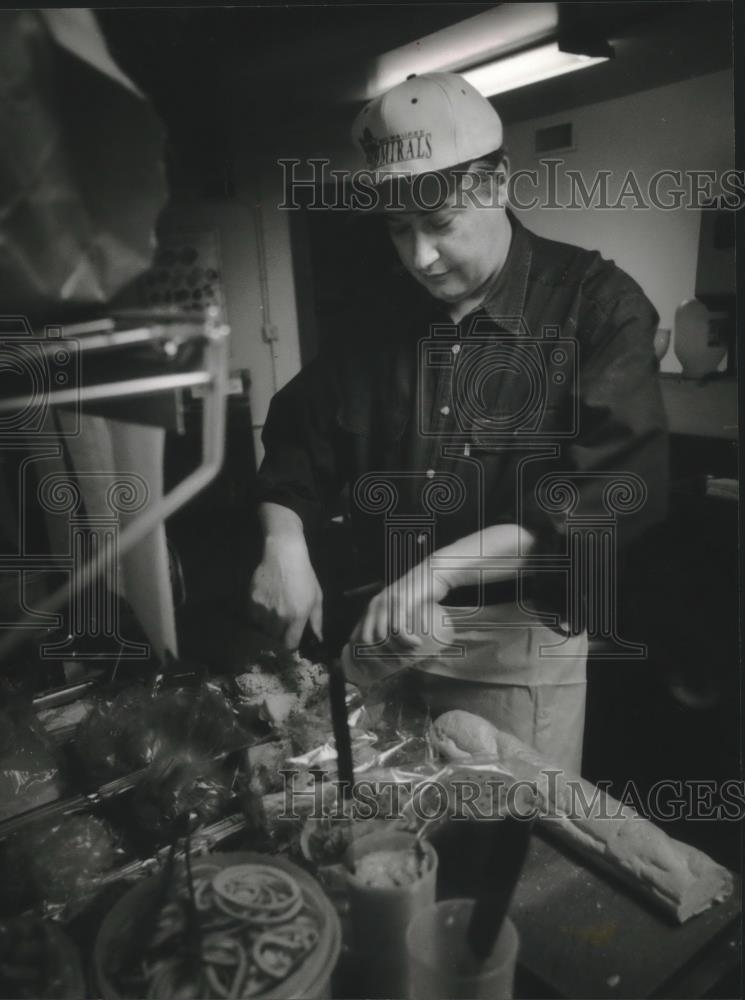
659, 375, 737, 440
510, 830, 740, 999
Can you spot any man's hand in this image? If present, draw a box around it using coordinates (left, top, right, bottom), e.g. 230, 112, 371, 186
348, 560, 450, 651
347, 523, 537, 653
249, 504, 323, 650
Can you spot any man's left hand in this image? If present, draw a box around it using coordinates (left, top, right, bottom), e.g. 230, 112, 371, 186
348, 561, 450, 651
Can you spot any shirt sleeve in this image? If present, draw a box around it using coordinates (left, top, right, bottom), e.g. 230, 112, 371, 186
253, 357, 345, 532
520, 288, 670, 630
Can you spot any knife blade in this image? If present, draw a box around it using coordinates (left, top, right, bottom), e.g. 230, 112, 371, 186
466, 810, 536, 961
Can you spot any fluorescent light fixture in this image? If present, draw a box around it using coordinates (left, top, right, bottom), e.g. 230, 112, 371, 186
462, 41, 608, 97
358, 4, 558, 101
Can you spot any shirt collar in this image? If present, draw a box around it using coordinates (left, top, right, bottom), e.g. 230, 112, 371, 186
476, 211, 532, 329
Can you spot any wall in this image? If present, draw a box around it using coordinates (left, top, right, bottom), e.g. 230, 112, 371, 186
503, 70, 735, 372
158, 156, 303, 464
234, 154, 304, 463
163, 70, 734, 462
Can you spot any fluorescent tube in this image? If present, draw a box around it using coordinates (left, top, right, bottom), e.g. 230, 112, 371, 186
462, 41, 608, 97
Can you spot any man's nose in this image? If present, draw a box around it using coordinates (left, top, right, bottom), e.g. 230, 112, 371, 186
411, 231, 439, 271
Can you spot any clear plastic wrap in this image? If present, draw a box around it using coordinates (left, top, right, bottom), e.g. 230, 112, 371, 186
130, 757, 236, 839
0, 698, 65, 823
0, 10, 166, 319
290, 751, 518, 876
75, 681, 251, 786
74, 687, 157, 784
0, 812, 126, 917
70, 681, 254, 848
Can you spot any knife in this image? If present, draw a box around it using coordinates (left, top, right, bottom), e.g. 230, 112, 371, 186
302, 629, 357, 872
466, 809, 537, 961
301, 633, 355, 789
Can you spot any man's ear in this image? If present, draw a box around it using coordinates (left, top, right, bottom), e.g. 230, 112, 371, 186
496, 155, 510, 208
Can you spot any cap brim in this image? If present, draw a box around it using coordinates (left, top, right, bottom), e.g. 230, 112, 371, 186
345, 162, 475, 216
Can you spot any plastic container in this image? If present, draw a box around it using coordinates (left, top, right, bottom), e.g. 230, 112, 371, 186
300, 814, 394, 867
406, 898, 519, 1000
344, 830, 437, 998
93, 851, 341, 1000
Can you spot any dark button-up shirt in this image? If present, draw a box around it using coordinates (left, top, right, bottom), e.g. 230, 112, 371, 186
255, 214, 669, 628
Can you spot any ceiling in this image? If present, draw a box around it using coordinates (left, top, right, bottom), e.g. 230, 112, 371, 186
97, 2, 733, 166
493, 2, 733, 124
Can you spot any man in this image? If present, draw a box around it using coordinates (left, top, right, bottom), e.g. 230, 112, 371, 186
249, 73, 668, 773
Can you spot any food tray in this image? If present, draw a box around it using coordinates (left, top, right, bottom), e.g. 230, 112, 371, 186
93, 851, 342, 1000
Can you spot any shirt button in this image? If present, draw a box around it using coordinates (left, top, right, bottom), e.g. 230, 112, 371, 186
451, 344, 461, 355
425, 469, 435, 479
440, 405, 451, 416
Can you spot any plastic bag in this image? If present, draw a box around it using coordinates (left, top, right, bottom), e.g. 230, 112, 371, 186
0, 812, 125, 916
130, 757, 235, 838
76, 681, 250, 786
0, 698, 65, 822
0, 10, 166, 319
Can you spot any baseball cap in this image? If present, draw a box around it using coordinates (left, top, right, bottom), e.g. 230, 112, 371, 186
351, 72, 504, 185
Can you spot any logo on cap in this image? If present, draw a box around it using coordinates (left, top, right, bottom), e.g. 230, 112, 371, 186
358, 127, 433, 171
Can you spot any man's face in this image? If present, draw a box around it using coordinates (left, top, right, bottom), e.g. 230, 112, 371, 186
384, 173, 509, 304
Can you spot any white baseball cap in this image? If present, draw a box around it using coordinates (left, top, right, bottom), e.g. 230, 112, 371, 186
351, 72, 504, 184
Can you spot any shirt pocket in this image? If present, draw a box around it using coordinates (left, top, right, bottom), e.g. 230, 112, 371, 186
465, 397, 569, 446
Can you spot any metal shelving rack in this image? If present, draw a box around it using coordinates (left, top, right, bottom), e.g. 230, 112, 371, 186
0, 309, 230, 662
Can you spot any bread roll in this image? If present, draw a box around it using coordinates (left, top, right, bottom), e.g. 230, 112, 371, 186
429, 709, 501, 761
430, 711, 734, 923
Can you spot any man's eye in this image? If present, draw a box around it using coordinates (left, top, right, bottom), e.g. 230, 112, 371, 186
428, 217, 453, 232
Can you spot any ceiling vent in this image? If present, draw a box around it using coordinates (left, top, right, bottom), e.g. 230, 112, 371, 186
535, 122, 574, 154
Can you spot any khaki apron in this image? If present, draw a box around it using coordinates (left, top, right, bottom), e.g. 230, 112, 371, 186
344, 602, 588, 775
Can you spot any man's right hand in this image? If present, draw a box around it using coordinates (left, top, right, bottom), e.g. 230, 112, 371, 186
248, 504, 323, 650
